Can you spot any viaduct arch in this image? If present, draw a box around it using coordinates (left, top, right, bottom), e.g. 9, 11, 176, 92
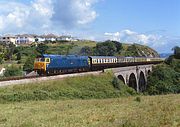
113, 65, 153, 92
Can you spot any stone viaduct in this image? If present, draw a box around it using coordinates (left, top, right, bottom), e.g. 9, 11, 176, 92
112, 64, 153, 92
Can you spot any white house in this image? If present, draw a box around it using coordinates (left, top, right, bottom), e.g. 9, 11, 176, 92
39, 34, 57, 42
36, 36, 45, 42
15, 34, 35, 44
57, 36, 78, 42
0, 34, 16, 44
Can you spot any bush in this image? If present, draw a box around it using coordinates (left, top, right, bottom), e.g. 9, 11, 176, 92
23, 55, 36, 73
95, 41, 117, 56
112, 77, 121, 90
146, 65, 180, 95
0, 55, 3, 64
134, 96, 141, 102
4, 66, 22, 77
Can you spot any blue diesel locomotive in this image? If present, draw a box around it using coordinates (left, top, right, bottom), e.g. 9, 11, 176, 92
34, 54, 90, 75
34, 54, 163, 75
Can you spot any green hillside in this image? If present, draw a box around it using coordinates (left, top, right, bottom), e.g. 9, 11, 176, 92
0, 40, 160, 77
121, 43, 159, 57
45, 41, 159, 57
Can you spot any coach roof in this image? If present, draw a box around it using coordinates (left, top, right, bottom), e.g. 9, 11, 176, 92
89, 56, 117, 59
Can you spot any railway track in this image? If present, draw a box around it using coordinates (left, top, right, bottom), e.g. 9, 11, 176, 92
0, 71, 102, 87
0, 75, 40, 82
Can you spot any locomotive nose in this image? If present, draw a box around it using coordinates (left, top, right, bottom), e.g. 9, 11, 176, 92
34, 62, 46, 71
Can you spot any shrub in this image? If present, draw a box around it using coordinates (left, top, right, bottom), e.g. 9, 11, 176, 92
23, 55, 36, 73
146, 65, 180, 95
112, 77, 121, 90
134, 96, 141, 102
4, 66, 22, 77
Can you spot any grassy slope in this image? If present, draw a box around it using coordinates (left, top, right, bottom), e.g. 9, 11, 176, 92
0, 94, 179, 127
120, 43, 159, 57
0, 73, 136, 103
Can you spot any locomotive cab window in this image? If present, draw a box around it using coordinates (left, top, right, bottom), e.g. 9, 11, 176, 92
45, 58, 50, 63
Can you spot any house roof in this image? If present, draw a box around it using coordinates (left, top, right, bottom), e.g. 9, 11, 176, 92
90, 56, 117, 59
40, 34, 58, 38
15, 34, 35, 38
2, 34, 16, 37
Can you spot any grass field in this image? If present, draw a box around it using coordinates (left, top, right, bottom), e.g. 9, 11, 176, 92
0, 94, 179, 127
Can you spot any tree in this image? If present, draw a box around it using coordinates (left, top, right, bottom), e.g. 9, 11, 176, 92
111, 40, 123, 52
80, 46, 93, 55
125, 44, 139, 56
146, 65, 180, 95
173, 46, 180, 59
4, 43, 16, 60
0, 45, 5, 63
36, 43, 49, 55
23, 55, 36, 73
4, 66, 22, 77
0, 54, 3, 64
35, 38, 39, 42
16, 52, 21, 61
95, 41, 117, 56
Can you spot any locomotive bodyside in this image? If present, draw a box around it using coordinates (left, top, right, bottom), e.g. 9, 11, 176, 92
34, 54, 89, 75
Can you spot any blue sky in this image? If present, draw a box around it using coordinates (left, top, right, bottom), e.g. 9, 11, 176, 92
0, 0, 179, 53
94, 0, 180, 35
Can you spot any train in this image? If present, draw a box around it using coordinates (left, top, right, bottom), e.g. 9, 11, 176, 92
34, 54, 164, 75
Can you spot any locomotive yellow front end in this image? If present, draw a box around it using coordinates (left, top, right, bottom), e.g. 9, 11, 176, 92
34, 58, 50, 75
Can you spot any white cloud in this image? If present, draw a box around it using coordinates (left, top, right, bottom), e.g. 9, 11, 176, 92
52, 0, 98, 28
104, 29, 180, 53
104, 29, 160, 45
0, 0, 99, 34
105, 32, 121, 41
32, 0, 53, 17
0, 17, 4, 30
